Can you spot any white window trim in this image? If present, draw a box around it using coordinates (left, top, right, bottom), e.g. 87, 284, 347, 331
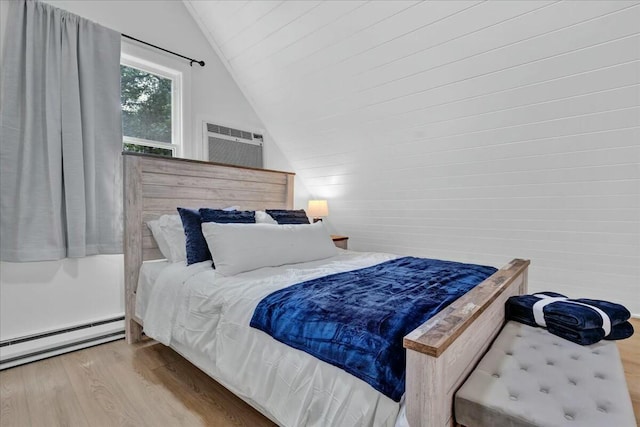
121, 40, 192, 158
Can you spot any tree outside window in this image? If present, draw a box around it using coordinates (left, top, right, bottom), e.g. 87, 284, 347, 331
121, 62, 179, 157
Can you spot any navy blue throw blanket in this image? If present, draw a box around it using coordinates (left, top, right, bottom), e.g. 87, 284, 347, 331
506, 292, 634, 345
545, 322, 634, 345
250, 257, 497, 401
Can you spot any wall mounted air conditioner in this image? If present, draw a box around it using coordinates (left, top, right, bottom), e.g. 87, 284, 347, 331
203, 121, 263, 168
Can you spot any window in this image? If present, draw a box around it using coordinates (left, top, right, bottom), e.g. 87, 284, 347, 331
121, 54, 182, 157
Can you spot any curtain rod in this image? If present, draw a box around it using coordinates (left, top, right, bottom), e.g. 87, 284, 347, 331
122, 34, 205, 67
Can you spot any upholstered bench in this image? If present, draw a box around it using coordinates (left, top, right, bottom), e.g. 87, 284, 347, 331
455, 321, 636, 427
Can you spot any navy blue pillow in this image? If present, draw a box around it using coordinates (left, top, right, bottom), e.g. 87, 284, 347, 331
266, 209, 310, 224
199, 208, 255, 224
177, 208, 255, 265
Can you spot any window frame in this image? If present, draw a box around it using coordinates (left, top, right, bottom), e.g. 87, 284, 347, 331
120, 48, 185, 158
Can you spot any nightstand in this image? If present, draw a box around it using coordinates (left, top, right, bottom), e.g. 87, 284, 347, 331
331, 235, 348, 250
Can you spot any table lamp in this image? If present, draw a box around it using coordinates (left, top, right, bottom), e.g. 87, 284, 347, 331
307, 200, 328, 223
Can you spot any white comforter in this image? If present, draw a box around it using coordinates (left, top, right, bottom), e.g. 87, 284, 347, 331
142, 250, 404, 427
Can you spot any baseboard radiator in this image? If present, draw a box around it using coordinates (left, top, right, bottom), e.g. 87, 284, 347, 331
0, 315, 125, 370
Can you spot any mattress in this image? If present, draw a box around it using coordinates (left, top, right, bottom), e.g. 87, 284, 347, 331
140, 251, 413, 427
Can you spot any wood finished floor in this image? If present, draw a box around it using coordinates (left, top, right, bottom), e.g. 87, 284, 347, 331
1, 318, 639, 427
619, 318, 640, 426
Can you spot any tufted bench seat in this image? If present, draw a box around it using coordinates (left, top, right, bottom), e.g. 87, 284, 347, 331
455, 321, 636, 427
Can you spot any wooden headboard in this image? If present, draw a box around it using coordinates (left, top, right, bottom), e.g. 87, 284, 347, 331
123, 152, 295, 342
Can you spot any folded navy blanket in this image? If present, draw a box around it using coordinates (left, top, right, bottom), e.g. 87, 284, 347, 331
506, 292, 630, 329
546, 321, 635, 346
506, 292, 634, 345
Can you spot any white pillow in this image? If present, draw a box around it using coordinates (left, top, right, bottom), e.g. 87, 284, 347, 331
255, 210, 278, 224
147, 219, 171, 261
146, 215, 186, 263
202, 221, 337, 276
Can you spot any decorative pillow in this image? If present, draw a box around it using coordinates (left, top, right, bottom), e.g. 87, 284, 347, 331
255, 210, 278, 224
161, 217, 187, 262
199, 208, 255, 224
177, 208, 256, 265
266, 209, 310, 224
146, 219, 172, 261
201, 221, 337, 276
146, 215, 186, 263
177, 208, 208, 265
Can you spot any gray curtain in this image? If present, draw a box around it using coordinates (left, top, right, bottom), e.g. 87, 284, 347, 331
0, 0, 123, 261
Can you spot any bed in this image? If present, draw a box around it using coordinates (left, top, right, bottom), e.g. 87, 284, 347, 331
123, 152, 530, 427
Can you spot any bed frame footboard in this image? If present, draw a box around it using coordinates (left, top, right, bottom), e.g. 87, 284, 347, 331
403, 258, 530, 427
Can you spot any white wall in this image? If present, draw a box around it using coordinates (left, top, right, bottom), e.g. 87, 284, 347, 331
189, 1, 640, 314
0, 0, 302, 340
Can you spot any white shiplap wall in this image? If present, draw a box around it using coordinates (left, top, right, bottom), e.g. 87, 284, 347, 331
185, 1, 640, 314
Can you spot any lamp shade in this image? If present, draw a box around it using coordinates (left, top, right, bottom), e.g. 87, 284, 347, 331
307, 200, 329, 218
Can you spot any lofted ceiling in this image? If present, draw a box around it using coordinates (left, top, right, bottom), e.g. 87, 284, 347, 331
183, 1, 640, 312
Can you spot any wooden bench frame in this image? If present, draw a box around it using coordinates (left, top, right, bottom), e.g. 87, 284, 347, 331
123, 152, 530, 427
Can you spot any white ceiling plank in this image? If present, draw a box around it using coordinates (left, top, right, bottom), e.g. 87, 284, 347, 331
238, 1, 422, 87
229, 1, 367, 72
204, 0, 249, 22
248, 1, 537, 107
243, 1, 473, 97
275, 4, 640, 130
222, 1, 323, 61
212, 1, 283, 48
310, 57, 640, 138
344, 0, 636, 115
258, 36, 639, 154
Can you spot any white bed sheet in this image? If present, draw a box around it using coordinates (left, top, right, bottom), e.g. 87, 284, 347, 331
141, 250, 406, 427
135, 259, 171, 320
